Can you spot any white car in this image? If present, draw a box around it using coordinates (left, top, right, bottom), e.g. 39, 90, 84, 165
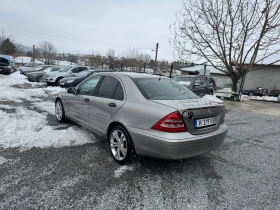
43, 65, 91, 86
215, 84, 237, 100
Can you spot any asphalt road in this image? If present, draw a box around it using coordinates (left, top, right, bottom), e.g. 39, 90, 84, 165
0, 86, 279, 209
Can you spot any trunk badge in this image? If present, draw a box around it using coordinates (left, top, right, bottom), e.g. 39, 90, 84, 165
208, 108, 211, 114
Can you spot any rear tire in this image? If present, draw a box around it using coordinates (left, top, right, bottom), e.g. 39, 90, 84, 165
37, 76, 43, 82
55, 99, 67, 123
108, 125, 136, 164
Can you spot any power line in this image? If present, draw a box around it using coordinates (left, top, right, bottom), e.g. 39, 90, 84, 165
0, 24, 155, 49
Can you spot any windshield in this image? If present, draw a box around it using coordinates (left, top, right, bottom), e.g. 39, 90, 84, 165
50, 66, 62, 72
133, 78, 198, 100
218, 84, 232, 89
23, 62, 37, 67
34, 66, 45, 70
58, 66, 73, 72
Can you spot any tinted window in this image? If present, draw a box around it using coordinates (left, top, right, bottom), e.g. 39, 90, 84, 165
58, 66, 73, 72
72, 67, 80, 73
23, 62, 37, 67
113, 83, 124, 100
133, 78, 198, 100
97, 76, 119, 98
77, 76, 102, 95
79, 67, 88, 72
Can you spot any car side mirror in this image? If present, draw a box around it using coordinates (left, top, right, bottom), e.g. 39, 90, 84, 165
67, 87, 76, 94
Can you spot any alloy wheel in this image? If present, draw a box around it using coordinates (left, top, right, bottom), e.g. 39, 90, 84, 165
110, 129, 128, 161
55, 102, 63, 121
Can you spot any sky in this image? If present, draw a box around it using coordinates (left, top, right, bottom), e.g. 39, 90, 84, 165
0, 0, 183, 61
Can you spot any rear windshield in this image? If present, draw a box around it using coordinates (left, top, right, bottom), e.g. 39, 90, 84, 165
23, 62, 37, 67
0, 57, 9, 66
133, 78, 198, 100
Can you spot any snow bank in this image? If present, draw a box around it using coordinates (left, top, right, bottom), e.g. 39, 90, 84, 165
14, 56, 43, 64
0, 107, 96, 149
202, 95, 224, 103
0, 71, 96, 149
0, 71, 63, 102
250, 96, 278, 102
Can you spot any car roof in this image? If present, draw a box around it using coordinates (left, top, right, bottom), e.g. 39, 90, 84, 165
176, 75, 196, 78
0, 54, 13, 60
100, 72, 166, 79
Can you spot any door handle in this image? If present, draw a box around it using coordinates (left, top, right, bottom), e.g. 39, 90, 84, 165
108, 102, 116, 107
84, 98, 89, 102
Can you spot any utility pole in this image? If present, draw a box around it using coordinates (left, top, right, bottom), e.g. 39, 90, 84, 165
32, 45, 35, 62
154, 43, 159, 72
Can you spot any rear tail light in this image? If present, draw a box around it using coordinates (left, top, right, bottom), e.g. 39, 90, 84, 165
220, 107, 226, 124
152, 111, 187, 132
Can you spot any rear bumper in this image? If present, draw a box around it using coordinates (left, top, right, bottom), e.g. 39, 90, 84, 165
0, 67, 11, 74
128, 125, 228, 160
27, 76, 37, 82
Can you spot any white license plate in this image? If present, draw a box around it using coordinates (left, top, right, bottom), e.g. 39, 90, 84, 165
194, 117, 216, 128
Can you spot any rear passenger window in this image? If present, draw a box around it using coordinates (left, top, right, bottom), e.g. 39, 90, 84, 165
113, 83, 124, 100
97, 76, 119, 98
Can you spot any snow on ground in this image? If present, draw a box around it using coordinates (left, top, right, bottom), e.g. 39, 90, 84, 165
0, 156, 9, 165
0, 71, 62, 102
0, 106, 96, 149
0, 71, 97, 149
250, 96, 278, 102
202, 94, 224, 103
114, 165, 136, 178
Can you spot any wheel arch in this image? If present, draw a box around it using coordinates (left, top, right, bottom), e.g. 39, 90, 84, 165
107, 121, 128, 138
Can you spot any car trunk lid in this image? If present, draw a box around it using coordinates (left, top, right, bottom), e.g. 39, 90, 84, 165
152, 99, 224, 134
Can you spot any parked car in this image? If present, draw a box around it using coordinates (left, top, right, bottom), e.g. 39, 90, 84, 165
18, 62, 44, 74
173, 75, 216, 97
59, 69, 113, 88
215, 84, 238, 100
43, 65, 91, 86
0, 54, 16, 75
26, 66, 62, 82
55, 72, 228, 164
269, 89, 280, 97
21, 65, 54, 76
243, 87, 268, 96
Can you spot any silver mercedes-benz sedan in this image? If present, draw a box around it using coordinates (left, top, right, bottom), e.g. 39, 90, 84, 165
55, 72, 228, 164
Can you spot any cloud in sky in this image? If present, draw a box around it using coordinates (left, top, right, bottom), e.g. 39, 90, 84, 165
0, 0, 183, 61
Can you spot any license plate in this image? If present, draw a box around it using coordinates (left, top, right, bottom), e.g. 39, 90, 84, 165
194, 117, 216, 128
60, 83, 65, 85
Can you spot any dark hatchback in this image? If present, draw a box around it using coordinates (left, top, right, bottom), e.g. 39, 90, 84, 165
59, 69, 113, 88
173, 75, 216, 97
0, 54, 16, 75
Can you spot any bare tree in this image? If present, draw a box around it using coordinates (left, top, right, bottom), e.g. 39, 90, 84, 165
106, 49, 115, 69
171, 0, 280, 91
38, 41, 56, 64
88, 51, 102, 68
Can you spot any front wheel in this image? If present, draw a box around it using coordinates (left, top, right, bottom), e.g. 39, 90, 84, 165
55, 78, 62, 86
55, 99, 67, 123
37, 76, 43, 82
108, 126, 136, 164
